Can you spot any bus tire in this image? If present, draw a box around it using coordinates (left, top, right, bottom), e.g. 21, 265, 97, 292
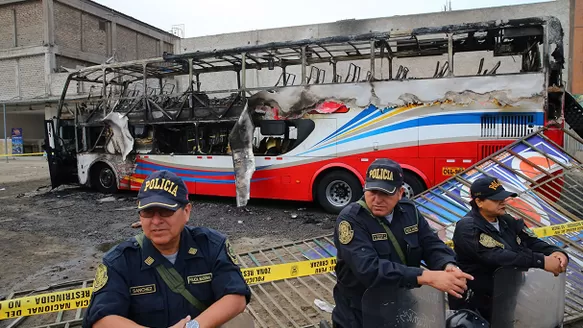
402, 170, 426, 199
91, 162, 119, 194
316, 170, 362, 214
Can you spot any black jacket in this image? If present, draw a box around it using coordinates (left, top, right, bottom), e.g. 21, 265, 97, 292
452, 208, 567, 296
332, 198, 456, 327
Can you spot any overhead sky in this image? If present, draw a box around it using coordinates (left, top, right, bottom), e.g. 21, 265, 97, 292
92, 0, 552, 38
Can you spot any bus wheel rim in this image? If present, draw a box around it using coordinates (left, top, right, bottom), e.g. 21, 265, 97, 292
403, 182, 414, 198
99, 168, 114, 189
326, 180, 352, 207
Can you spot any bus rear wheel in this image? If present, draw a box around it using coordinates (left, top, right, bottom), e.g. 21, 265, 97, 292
91, 162, 119, 194
316, 170, 362, 214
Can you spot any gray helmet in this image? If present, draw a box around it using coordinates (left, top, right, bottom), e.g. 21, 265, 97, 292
446, 309, 490, 328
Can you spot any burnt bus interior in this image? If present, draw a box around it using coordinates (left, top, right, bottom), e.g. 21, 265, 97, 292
46, 16, 579, 189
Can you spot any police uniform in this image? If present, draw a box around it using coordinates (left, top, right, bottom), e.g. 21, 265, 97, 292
82, 170, 251, 328
331, 159, 457, 328
449, 177, 567, 322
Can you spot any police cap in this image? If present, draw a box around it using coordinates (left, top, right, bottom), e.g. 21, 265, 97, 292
137, 170, 189, 211
363, 158, 404, 195
470, 176, 517, 201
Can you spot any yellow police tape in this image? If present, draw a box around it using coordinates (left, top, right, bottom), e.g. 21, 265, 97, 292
444, 220, 583, 247
1, 220, 582, 320
0, 152, 44, 157
0, 288, 92, 320
0, 258, 338, 320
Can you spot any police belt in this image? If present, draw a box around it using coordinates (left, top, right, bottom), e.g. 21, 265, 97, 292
135, 233, 208, 312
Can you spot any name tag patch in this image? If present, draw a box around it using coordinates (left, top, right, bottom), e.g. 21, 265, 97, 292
130, 284, 156, 296
404, 225, 418, 234
372, 233, 388, 241
187, 273, 213, 284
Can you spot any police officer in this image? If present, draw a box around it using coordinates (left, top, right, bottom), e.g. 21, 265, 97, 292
82, 170, 251, 328
332, 158, 474, 328
449, 176, 568, 323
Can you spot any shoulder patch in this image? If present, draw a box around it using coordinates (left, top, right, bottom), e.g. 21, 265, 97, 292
523, 226, 537, 238
93, 263, 108, 292
225, 239, 239, 265
479, 233, 505, 249
338, 220, 354, 245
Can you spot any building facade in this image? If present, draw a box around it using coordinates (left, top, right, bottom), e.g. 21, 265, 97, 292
0, 0, 178, 154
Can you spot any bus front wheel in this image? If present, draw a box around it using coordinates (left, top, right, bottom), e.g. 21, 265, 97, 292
316, 170, 362, 214
402, 170, 426, 199
91, 162, 119, 194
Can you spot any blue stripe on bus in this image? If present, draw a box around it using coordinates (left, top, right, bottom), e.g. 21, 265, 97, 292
137, 162, 234, 176
135, 169, 271, 184
300, 112, 544, 156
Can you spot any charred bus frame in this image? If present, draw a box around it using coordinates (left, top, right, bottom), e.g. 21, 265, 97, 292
46, 16, 567, 205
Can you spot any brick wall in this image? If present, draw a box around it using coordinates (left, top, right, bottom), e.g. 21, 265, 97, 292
116, 25, 137, 62
54, 1, 81, 50
18, 55, 46, 99
0, 55, 46, 101
0, 5, 15, 49
0, 59, 18, 100
164, 42, 174, 54
81, 12, 107, 57
0, 1, 44, 50
137, 33, 158, 59
15, 1, 44, 47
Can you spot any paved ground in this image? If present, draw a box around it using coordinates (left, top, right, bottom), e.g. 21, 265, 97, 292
0, 158, 335, 299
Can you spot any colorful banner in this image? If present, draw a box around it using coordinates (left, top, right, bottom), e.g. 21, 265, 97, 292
11, 128, 22, 154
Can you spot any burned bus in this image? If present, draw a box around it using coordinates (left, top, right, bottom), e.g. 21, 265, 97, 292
44, 16, 575, 213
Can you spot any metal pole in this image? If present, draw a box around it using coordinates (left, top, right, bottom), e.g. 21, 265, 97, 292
3, 103, 7, 163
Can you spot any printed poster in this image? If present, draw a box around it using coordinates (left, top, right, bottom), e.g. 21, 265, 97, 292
11, 128, 22, 154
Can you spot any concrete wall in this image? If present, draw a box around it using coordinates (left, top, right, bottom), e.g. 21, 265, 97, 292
178, 0, 571, 93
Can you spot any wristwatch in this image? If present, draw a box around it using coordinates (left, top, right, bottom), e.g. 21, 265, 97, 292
185, 319, 200, 328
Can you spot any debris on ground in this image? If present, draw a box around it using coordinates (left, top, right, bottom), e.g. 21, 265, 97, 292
314, 299, 335, 313
97, 196, 117, 203
0, 159, 333, 297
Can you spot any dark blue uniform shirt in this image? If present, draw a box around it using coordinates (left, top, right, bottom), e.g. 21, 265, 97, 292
449, 208, 567, 321
332, 198, 456, 327
82, 226, 251, 328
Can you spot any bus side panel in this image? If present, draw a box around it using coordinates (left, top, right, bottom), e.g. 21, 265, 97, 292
249, 118, 339, 200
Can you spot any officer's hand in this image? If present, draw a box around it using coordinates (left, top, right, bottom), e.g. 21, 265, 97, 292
169, 315, 191, 328
421, 270, 474, 299
544, 255, 563, 276
551, 252, 569, 271
444, 264, 466, 283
